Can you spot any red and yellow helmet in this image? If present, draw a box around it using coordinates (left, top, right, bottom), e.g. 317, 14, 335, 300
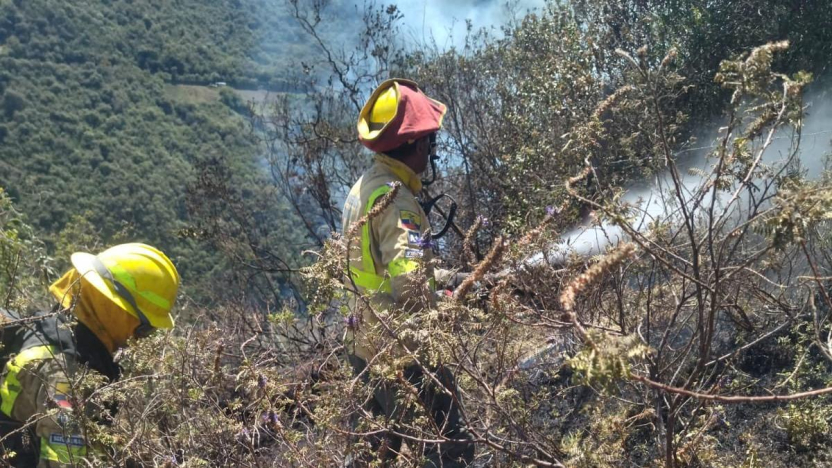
357, 79, 447, 153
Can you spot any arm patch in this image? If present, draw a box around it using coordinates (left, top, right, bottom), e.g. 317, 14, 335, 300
407, 231, 422, 245
404, 249, 424, 259
400, 211, 421, 231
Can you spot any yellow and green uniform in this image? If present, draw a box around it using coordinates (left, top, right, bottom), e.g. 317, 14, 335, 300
0, 310, 117, 467
341, 153, 437, 362
341, 154, 475, 467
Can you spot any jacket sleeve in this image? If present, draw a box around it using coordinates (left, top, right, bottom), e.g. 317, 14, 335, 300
9, 355, 91, 467
372, 192, 435, 311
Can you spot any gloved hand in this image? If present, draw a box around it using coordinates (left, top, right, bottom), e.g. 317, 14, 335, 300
434, 269, 470, 299
434, 268, 468, 289
445, 271, 470, 290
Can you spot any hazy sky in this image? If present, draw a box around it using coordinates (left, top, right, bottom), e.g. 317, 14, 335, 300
391, 0, 547, 49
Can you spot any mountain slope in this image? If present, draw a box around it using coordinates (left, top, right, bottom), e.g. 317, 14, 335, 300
0, 0, 309, 299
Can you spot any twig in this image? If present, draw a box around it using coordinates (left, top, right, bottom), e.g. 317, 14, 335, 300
632, 375, 832, 403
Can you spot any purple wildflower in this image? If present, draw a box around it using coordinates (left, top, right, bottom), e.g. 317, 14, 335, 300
477, 215, 490, 227
417, 234, 435, 250
545, 205, 556, 216
261, 411, 279, 426
344, 315, 359, 329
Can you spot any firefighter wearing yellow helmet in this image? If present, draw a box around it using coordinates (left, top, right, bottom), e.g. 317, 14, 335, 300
342, 79, 474, 467
0, 243, 179, 467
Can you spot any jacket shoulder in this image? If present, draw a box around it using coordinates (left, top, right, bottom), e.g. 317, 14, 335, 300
358, 167, 398, 198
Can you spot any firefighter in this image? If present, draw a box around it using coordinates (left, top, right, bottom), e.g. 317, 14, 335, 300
0, 243, 179, 467
342, 79, 474, 467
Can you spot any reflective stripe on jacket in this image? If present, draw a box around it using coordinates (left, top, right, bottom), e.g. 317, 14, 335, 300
0, 311, 116, 467
341, 154, 436, 361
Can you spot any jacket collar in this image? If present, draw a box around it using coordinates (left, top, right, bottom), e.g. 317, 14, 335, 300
25, 309, 119, 381
374, 154, 422, 194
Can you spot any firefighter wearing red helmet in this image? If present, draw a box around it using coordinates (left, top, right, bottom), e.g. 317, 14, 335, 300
342, 79, 474, 467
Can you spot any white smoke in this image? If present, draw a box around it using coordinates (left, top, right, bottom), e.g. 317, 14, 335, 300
524, 86, 832, 269
393, 0, 546, 49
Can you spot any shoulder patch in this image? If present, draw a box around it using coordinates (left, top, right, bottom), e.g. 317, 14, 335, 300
53, 394, 72, 409
400, 211, 421, 231
407, 230, 422, 245
52, 382, 72, 409
404, 249, 424, 259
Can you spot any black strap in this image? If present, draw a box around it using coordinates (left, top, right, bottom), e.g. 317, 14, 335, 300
422, 154, 440, 187
420, 193, 458, 240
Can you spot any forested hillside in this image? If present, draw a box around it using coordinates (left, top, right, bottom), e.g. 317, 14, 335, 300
0, 0, 310, 88
0, 0, 317, 301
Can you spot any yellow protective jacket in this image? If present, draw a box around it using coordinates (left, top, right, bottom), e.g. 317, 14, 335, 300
341, 154, 436, 361
0, 310, 118, 467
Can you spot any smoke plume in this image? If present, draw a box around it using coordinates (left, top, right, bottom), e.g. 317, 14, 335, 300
527, 86, 832, 268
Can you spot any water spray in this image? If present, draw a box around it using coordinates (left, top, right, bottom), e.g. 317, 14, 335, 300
499, 89, 832, 280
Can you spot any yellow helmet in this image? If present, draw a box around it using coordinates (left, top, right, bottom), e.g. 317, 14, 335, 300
367, 85, 399, 134
69, 243, 180, 331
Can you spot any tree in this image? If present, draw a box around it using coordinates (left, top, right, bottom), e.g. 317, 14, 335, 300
1, 89, 25, 118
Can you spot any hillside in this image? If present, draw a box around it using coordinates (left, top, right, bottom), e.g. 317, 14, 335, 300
0, 0, 314, 89
0, 0, 316, 300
